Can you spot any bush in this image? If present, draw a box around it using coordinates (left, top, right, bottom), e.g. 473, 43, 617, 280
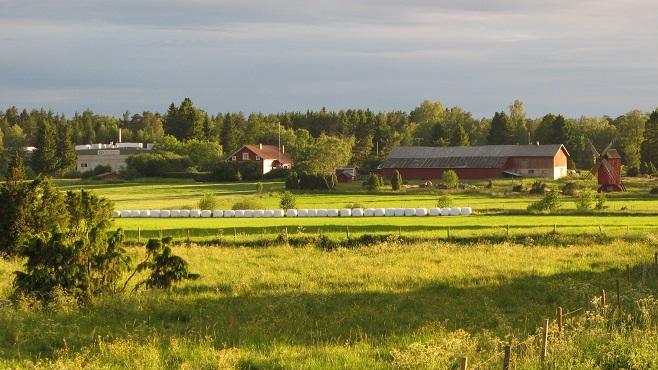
595, 193, 608, 210
285, 171, 299, 190
363, 174, 384, 190
627, 166, 640, 177
231, 198, 263, 210
345, 202, 365, 209
528, 189, 561, 212
198, 193, 219, 210
391, 170, 403, 191
61, 170, 83, 179
575, 190, 594, 210
81, 164, 113, 179
650, 186, 658, 195
279, 191, 296, 210
512, 183, 524, 192
529, 180, 547, 194
561, 181, 578, 196
263, 167, 291, 180
436, 194, 454, 208
441, 170, 459, 188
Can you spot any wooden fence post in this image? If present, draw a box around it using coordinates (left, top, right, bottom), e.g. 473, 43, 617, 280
541, 319, 549, 363
460, 356, 468, 370
233, 228, 237, 244
187, 230, 191, 246
585, 293, 590, 312
557, 307, 563, 332
138, 227, 141, 243
598, 225, 603, 234
346, 226, 350, 239
617, 279, 621, 312
503, 345, 511, 370
506, 224, 510, 237
553, 224, 557, 233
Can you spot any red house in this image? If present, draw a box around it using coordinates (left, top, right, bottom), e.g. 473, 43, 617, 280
228, 144, 293, 175
335, 165, 360, 182
378, 144, 570, 180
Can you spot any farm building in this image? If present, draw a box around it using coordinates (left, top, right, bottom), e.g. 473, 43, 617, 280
335, 165, 360, 182
378, 144, 570, 180
228, 144, 293, 175
76, 142, 153, 173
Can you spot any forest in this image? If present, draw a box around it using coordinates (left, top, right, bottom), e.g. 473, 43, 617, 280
1, 98, 657, 179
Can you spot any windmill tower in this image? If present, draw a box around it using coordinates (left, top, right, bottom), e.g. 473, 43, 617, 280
588, 140, 625, 192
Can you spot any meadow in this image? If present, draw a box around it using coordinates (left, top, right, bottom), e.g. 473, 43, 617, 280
0, 176, 657, 368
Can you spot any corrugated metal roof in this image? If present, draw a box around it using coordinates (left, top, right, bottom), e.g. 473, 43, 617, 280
380, 144, 567, 169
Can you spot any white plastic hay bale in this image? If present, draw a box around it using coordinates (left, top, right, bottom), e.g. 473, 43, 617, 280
328, 209, 339, 217
297, 209, 308, 217
429, 208, 441, 216
200, 210, 212, 218
273, 209, 285, 218
190, 210, 201, 218
404, 208, 416, 216
263, 210, 274, 218
120, 210, 131, 218
244, 210, 254, 218
286, 209, 298, 217
130, 210, 141, 218
375, 208, 386, 217
450, 207, 461, 216
394, 208, 405, 217
113, 210, 121, 218
170, 210, 181, 217
416, 208, 428, 216
364, 208, 375, 217
180, 209, 191, 218
385, 208, 396, 217
253, 210, 264, 218
160, 210, 171, 218
340, 208, 352, 217
441, 208, 451, 216
234, 210, 245, 218
307, 209, 317, 217
223, 210, 235, 218
461, 207, 472, 216
213, 210, 223, 218
317, 209, 328, 217
352, 208, 364, 217
139, 210, 151, 218
150, 210, 161, 218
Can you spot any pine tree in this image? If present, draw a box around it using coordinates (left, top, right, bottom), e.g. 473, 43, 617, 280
449, 122, 470, 146
486, 112, 515, 145
56, 115, 76, 173
31, 110, 60, 176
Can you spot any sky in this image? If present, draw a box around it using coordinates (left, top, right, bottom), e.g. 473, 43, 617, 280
2, 0, 658, 120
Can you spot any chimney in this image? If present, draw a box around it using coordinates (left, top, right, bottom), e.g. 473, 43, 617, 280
119, 128, 122, 143
281, 144, 285, 154
259, 143, 263, 149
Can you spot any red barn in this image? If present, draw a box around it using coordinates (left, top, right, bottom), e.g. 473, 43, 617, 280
378, 144, 570, 180
228, 144, 293, 175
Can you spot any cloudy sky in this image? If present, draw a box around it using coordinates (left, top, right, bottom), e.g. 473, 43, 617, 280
2, 0, 657, 119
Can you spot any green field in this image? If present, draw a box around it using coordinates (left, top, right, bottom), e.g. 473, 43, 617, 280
1, 176, 657, 368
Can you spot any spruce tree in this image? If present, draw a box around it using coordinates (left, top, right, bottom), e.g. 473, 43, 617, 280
640, 109, 658, 170
56, 115, 77, 173
31, 111, 59, 176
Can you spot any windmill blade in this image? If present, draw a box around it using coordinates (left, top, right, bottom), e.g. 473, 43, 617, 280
601, 158, 617, 178
600, 141, 614, 158
590, 161, 602, 176
587, 139, 600, 157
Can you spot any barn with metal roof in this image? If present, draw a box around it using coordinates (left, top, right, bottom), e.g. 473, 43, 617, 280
378, 144, 570, 180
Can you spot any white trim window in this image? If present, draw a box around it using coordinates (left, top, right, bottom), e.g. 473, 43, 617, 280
80, 163, 88, 168
231, 156, 236, 161
242, 153, 250, 160
256, 155, 261, 160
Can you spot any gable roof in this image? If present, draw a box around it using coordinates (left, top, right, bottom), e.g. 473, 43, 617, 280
233, 145, 293, 164
380, 144, 568, 169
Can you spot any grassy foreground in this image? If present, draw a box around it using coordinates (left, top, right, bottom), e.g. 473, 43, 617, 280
1, 236, 658, 369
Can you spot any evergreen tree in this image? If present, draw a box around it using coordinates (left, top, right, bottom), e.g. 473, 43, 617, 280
430, 121, 449, 146
220, 113, 238, 155
391, 169, 403, 191
533, 113, 556, 144
486, 112, 515, 145
449, 122, 470, 146
31, 110, 60, 176
56, 115, 76, 173
640, 109, 658, 170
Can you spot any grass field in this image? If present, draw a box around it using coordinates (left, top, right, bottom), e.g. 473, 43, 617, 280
0, 176, 656, 368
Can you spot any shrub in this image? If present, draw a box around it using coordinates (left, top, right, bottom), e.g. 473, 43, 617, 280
436, 194, 454, 208
486, 179, 493, 189
561, 181, 578, 196
512, 183, 524, 192
285, 171, 299, 190
441, 170, 459, 188
256, 182, 264, 195
595, 193, 608, 210
279, 191, 296, 210
575, 190, 594, 210
231, 198, 262, 210
627, 166, 640, 177
391, 170, 403, 191
134, 237, 199, 290
529, 180, 547, 194
81, 164, 113, 179
197, 193, 219, 210
363, 174, 384, 190
650, 186, 658, 195
262, 167, 291, 180
345, 202, 365, 209
528, 189, 561, 212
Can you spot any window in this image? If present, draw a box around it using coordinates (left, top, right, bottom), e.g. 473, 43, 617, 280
256, 155, 261, 160
242, 153, 250, 160
231, 156, 236, 161
80, 163, 88, 168
528, 169, 534, 174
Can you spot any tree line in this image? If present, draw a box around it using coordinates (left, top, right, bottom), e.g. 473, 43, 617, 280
1, 99, 658, 179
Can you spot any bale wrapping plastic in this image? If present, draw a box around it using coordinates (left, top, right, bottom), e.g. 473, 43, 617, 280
213, 210, 223, 218
130, 210, 141, 218
179, 210, 190, 218
273, 209, 285, 217
375, 208, 386, 217
328, 209, 339, 217
340, 208, 352, 217
441, 208, 451, 216
253, 210, 264, 218
160, 210, 171, 218
223, 210, 235, 218
307, 209, 317, 217
404, 208, 416, 216
450, 207, 461, 216
120, 210, 131, 218
416, 208, 428, 216
113, 210, 121, 218
394, 208, 405, 217
234, 210, 244, 218
286, 209, 298, 217
364, 208, 375, 217
170, 210, 181, 217
190, 210, 201, 218
263, 210, 274, 218
429, 208, 441, 216
352, 208, 364, 217
200, 210, 212, 217
317, 209, 328, 217
150, 210, 161, 218
461, 207, 472, 216
297, 209, 308, 217
244, 210, 254, 218
385, 208, 396, 217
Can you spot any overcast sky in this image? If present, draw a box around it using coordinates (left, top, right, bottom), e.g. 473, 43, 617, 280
2, 0, 657, 119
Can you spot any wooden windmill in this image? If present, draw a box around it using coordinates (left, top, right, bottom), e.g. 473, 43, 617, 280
588, 139, 625, 192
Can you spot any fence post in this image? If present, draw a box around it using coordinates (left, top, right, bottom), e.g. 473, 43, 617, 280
598, 225, 602, 234
553, 224, 557, 233
233, 228, 237, 244
346, 226, 350, 239
617, 279, 621, 312
448, 226, 451, 239
187, 230, 191, 246
503, 345, 511, 370
557, 307, 563, 332
541, 318, 549, 363
506, 224, 510, 237
399, 226, 402, 237
460, 356, 468, 370
138, 227, 141, 244
585, 293, 590, 312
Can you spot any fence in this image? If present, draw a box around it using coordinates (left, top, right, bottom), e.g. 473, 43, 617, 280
460, 252, 658, 369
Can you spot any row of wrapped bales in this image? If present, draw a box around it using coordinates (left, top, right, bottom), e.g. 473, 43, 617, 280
114, 207, 472, 218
